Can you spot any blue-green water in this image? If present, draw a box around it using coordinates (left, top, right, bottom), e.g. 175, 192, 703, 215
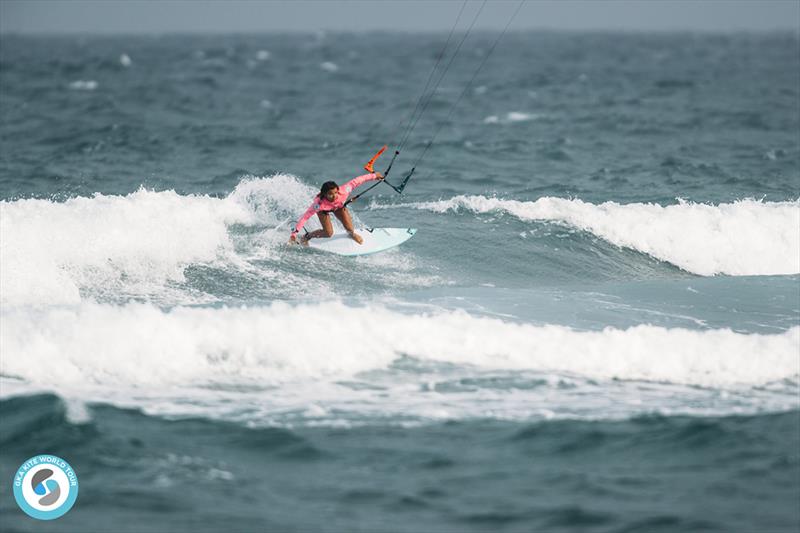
1, 31, 798, 532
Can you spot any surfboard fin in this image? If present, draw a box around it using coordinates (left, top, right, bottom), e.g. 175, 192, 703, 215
363, 145, 387, 173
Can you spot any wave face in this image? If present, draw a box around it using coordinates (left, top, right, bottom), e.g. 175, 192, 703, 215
378, 196, 800, 276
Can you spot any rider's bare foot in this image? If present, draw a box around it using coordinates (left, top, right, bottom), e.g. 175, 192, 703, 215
349, 231, 363, 244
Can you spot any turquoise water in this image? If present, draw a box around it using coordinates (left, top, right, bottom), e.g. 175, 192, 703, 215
1, 32, 798, 531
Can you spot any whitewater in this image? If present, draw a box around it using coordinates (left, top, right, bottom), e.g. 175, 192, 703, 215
1, 175, 798, 427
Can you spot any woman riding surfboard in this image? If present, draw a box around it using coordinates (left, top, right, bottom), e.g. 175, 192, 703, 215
289, 171, 384, 245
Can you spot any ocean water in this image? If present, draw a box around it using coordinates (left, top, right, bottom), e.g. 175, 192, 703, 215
1, 31, 798, 532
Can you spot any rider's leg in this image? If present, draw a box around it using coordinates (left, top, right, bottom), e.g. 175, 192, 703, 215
302, 212, 334, 242
334, 208, 362, 244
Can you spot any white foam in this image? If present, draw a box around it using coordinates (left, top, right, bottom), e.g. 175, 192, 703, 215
507, 111, 537, 122
1, 301, 797, 390
320, 61, 339, 72
229, 173, 317, 223
119, 54, 132, 67
0, 175, 319, 306
483, 112, 538, 124
68, 80, 98, 91
255, 50, 270, 61
388, 195, 800, 276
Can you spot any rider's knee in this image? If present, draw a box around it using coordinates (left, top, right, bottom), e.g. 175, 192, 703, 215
323, 227, 334, 237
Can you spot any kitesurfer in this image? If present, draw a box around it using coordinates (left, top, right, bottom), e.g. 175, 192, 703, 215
289, 171, 384, 245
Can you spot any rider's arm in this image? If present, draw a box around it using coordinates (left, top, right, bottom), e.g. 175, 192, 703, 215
292, 200, 320, 236
341, 172, 382, 194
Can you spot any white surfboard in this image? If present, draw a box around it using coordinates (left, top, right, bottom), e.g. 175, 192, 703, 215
306, 227, 416, 256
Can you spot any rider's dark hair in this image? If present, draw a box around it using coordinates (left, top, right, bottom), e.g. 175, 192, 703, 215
320, 181, 339, 196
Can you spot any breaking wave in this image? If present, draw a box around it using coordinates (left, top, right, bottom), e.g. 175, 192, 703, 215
378, 195, 800, 276
2, 301, 797, 390
0, 175, 334, 306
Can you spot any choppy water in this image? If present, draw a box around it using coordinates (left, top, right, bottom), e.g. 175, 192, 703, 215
1, 31, 798, 532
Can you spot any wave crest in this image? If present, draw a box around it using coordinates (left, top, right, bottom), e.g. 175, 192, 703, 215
386, 195, 800, 276
0, 174, 320, 306
2, 301, 797, 389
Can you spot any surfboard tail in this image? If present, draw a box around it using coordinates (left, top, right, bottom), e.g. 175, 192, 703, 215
363, 145, 387, 173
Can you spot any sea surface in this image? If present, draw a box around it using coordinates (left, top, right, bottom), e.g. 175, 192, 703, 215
1, 30, 798, 532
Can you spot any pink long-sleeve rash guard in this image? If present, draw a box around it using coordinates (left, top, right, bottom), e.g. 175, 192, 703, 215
292, 173, 379, 234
